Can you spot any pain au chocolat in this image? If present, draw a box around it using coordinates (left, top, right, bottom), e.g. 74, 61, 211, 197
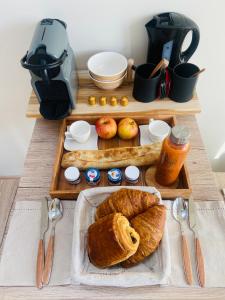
95, 188, 159, 220
87, 213, 140, 268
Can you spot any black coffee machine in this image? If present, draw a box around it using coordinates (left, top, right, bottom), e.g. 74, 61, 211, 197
21, 18, 77, 120
145, 12, 200, 68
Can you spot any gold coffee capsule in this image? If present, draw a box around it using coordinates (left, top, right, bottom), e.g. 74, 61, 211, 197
110, 96, 118, 106
121, 96, 129, 106
88, 96, 96, 106
99, 96, 107, 106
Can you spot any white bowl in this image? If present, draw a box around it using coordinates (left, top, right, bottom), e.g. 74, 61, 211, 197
89, 72, 127, 90
89, 69, 127, 82
87, 52, 128, 81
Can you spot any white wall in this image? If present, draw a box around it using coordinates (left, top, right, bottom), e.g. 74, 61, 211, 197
1, 0, 225, 175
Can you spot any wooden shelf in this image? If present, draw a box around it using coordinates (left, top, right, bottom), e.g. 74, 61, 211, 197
26, 70, 201, 118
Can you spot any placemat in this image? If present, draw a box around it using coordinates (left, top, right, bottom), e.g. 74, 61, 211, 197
0, 178, 18, 249
0, 196, 225, 287
0, 201, 75, 286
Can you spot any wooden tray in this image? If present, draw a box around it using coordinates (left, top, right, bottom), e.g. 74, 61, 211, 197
50, 114, 191, 200
26, 71, 201, 118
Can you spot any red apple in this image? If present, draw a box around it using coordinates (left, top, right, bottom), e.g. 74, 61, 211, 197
118, 118, 138, 140
95, 117, 117, 139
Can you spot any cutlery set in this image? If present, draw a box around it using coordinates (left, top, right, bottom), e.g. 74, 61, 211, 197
36, 195, 204, 288
189, 196, 205, 287
36, 197, 63, 289
172, 196, 205, 287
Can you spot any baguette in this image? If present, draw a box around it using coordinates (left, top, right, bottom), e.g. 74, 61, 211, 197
61, 143, 162, 170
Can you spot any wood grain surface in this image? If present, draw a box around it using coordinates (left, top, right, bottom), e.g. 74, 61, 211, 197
0, 178, 19, 248
214, 172, 225, 191
26, 71, 201, 118
1, 284, 225, 300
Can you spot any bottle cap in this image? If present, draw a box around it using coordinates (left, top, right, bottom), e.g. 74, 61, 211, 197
64, 167, 80, 182
170, 125, 190, 145
107, 168, 122, 183
85, 168, 100, 183
125, 166, 140, 181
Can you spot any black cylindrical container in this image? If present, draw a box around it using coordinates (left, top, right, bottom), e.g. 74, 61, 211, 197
132, 63, 160, 102
169, 63, 199, 102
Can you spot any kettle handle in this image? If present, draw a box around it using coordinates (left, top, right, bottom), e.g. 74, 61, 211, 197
180, 28, 200, 63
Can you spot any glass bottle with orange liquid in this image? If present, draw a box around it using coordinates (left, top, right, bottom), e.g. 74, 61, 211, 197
155, 125, 190, 186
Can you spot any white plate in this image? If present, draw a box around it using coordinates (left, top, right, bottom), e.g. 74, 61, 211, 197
139, 125, 155, 145
71, 186, 171, 287
87, 52, 127, 77
139, 124, 171, 146
64, 125, 98, 151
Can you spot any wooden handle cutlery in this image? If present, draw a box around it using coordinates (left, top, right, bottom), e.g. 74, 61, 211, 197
181, 235, 193, 285
172, 197, 193, 285
36, 197, 48, 289
189, 196, 205, 287
42, 235, 55, 285
195, 236, 205, 287
36, 239, 45, 289
173, 196, 205, 287
36, 197, 62, 289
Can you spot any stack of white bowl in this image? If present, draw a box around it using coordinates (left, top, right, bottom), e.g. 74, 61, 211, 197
87, 52, 128, 90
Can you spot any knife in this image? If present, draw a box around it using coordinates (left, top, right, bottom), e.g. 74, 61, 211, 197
36, 197, 49, 289
189, 196, 205, 287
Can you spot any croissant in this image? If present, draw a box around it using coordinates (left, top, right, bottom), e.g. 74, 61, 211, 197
88, 213, 140, 268
121, 205, 166, 268
95, 188, 159, 220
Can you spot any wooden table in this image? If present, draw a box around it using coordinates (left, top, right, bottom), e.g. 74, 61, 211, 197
1, 115, 224, 299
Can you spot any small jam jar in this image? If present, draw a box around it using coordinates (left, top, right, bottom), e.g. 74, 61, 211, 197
64, 166, 81, 184
107, 168, 122, 185
125, 166, 140, 184
85, 168, 101, 185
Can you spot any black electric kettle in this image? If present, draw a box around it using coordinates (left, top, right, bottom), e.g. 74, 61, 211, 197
145, 12, 200, 68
